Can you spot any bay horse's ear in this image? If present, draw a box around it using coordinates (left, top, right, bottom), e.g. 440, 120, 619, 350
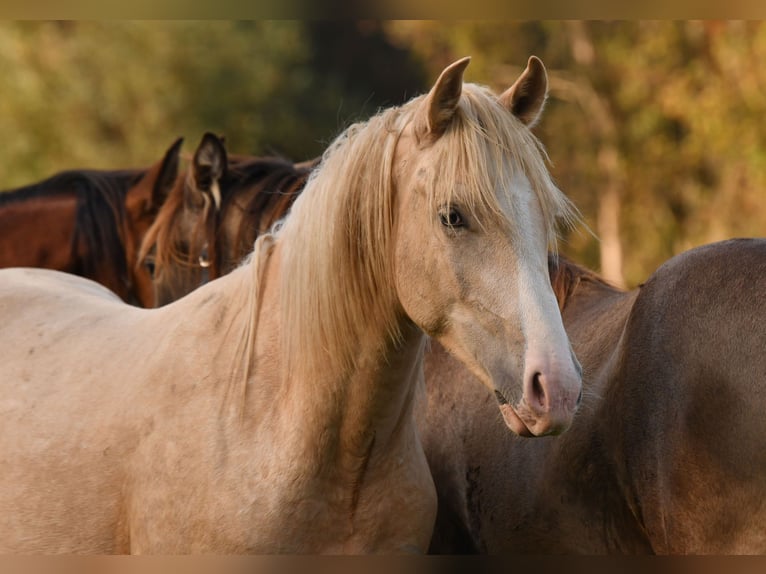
192, 132, 228, 211
415, 56, 471, 142
498, 56, 548, 127
151, 136, 183, 208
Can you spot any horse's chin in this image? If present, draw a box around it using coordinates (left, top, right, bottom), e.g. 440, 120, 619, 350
497, 402, 534, 437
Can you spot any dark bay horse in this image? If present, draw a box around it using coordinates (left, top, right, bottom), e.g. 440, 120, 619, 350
138, 132, 315, 306
0, 56, 581, 553
424, 238, 766, 554
0, 138, 182, 306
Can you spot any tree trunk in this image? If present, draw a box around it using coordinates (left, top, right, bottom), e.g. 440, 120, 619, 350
596, 147, 625, 288
566, 21, 625, 287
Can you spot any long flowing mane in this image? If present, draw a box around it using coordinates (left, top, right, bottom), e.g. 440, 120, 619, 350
0, 169, 144, 282
273, 83, 579, 383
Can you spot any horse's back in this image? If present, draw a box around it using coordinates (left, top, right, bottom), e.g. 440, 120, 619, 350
0, 267, 130, 352
609, 238, 766, 553
0, 268, 138, 552
1, 266, 124, 301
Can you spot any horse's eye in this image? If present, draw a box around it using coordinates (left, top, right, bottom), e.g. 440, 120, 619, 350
143, 257, 156, 276
439, 208, 465, 229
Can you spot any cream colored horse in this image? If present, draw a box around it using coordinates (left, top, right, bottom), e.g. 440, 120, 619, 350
0, 56, 581, 553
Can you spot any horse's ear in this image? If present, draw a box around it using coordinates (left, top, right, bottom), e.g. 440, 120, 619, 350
151, 137, 183, 208
415, 56, 471, 142
498, 56, 548, 127
192, 132, 228, 210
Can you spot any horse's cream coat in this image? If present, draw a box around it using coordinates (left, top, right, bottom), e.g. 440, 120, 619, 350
0, 56, 581, 553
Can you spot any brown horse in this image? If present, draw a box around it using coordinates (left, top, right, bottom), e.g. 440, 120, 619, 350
0, 56, 582, 553
0, 138, 182, 306
138, 132, 315, 306
424, 238, 766, 554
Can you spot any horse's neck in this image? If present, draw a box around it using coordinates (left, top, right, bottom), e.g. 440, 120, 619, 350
321, 319, 427, 462
0, 195, 78, 269
524, 276, 643, 551
254, 243, 427, 491
227, 244, 431, 550
559, 274, 638, 394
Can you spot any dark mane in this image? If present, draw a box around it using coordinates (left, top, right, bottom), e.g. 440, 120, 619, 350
0, 169, 143, 205
141, 155, 316, 289
0, 168, 145, 284
240, 158, 313, 228
215, 156, 315, 272
72, 170, 146, 285
548, 253, 623, 310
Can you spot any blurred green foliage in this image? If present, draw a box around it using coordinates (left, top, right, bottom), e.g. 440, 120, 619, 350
2, 20, 766, 286
0, 21, 425, 177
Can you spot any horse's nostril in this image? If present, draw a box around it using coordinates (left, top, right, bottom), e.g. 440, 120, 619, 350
576, 388, 583, 407
531, 372, 546, 407
494, 390, 509, 405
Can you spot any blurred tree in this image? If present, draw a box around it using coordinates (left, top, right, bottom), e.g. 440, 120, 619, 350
0, 21, 427, 185
384, 20, 766, 287
3, 21, 766, 287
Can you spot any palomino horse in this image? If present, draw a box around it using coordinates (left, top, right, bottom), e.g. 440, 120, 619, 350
0, 138, 182, 306
424, 240, 766, 554
0, 56, 582, 553
138, 132, 315, 306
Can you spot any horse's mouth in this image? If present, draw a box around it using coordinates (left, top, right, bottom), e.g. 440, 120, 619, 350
494, 390, 534, 437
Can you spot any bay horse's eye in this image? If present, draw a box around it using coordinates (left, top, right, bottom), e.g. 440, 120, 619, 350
439, 207, 466, 229
143, 256, 156, 277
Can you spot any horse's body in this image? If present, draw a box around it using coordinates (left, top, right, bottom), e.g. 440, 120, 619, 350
138, 133, 314, 306
0, 56, 582, 553
425, 238, 766, 554
0, 139, 181, 306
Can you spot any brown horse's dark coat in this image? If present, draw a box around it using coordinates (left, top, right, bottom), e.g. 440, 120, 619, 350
0, 139, 181, 306
423, 238, 766, 554
140, 133, 315, 306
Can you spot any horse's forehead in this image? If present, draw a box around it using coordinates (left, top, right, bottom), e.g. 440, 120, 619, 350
497, 170, 533, 215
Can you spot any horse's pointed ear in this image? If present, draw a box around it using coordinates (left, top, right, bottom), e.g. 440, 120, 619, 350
192, 132, 228, 210
415, 56, 471, 142
151, 137, 183, 208
498, 56, 548, 127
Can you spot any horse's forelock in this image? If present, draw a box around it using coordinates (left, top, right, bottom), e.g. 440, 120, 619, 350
432, 84, 579, 251
137, 177, 190, 277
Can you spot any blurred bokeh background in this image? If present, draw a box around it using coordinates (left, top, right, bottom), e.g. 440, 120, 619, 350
2, 20, 765, 287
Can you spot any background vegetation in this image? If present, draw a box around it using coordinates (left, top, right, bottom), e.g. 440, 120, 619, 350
2, 20, 764, 287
